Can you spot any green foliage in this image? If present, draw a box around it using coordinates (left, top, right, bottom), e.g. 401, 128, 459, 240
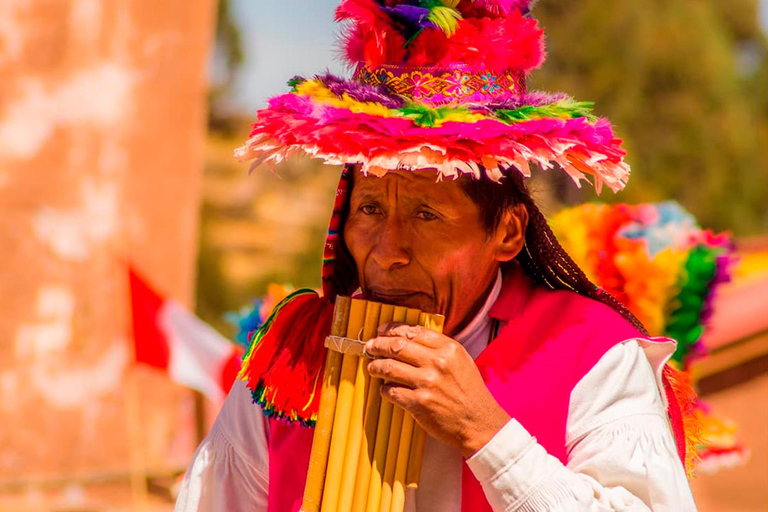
194, 130, 340, 329
208, 0, 245, 134
533, 0, 768, 235
216, 0, 244, 77
195, 211, 236, 338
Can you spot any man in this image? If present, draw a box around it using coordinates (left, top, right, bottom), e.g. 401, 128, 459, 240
178, 1, 699, 510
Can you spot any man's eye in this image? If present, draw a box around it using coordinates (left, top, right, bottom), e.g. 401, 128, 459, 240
417, 210, 438, 221
360, 204, 378, 215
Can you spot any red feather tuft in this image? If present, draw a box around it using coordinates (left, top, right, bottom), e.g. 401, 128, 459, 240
448, 12, 545, 72
337, 0, 406, 66
336, 0, 544, 70
341, 25, 367, 64
407, 28, 450, 66
336, 0, 390, 28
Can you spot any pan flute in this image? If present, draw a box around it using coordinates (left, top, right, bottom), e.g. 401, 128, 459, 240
300, 296, 445, 512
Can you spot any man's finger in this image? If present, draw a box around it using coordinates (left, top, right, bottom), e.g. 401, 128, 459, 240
376, 323, 444, 349
367, 358, 423, 388
380, 382, 418, 411
365, 334, 432, 365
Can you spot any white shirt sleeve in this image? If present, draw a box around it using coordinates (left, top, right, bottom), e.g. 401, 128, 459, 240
466, 339, 698, 512
175, 380, 270, 512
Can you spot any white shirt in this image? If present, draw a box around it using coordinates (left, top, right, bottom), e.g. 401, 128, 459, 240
176, 274, 698, 511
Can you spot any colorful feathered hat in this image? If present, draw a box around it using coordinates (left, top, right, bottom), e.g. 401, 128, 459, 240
236, 0, 630, 194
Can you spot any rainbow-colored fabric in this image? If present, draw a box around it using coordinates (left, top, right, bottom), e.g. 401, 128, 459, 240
551, 201, 749, 472
550, 201, 734, 367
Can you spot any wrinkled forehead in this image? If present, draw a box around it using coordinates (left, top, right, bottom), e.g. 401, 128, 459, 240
348, 168, 468, 204
349, 167, 439, 186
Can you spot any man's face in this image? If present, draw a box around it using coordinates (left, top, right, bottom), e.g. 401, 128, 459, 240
343, 170, 505, 335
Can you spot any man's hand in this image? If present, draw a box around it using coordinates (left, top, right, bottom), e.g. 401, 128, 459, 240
365, 324, 510, 458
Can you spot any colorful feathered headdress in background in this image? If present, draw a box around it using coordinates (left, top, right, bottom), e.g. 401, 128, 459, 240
550, 201, 734, 367
551, 201, 747, 473
236, 0, 630, 194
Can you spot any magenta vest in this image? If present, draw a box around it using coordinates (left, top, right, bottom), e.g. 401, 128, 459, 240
264, 270, 646, 511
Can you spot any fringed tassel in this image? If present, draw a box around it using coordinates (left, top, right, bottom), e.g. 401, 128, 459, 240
238, 289, 334, 426
662, 364, 703, 477
694, 400, 749, 473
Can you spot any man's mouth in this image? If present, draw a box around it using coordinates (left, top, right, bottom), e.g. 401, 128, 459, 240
369, 289, 418, 299
366, 288, 431, 308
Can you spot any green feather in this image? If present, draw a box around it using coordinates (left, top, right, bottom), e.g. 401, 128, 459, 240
398, 103, 467, 127
495, 100, 597, 124
287, 76, 306, 93
665, 245, 720, 364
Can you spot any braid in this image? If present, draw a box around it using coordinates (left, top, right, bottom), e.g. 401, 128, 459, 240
459, 167, 648, 336
514, 194, 649, 336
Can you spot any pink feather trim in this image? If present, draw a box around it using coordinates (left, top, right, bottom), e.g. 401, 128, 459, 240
235, 93, 630, 193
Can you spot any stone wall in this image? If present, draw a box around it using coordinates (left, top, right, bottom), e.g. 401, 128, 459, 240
0, 0, 214, 485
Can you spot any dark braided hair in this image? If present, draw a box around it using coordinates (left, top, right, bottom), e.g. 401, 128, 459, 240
459, 168, 649, 336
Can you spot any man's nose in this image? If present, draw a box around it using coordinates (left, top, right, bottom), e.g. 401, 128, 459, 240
370, 216, 410, 270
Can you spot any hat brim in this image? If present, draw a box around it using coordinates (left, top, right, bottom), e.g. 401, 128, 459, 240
236, 75, 630, 194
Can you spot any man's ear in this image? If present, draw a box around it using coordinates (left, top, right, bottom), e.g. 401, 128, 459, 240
494, 203, 528, 262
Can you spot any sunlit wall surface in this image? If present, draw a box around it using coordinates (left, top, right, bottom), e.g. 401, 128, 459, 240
0, 0, 214, 490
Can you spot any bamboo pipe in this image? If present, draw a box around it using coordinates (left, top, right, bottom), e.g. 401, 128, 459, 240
378, 405, 403, 512
389, 309, 427, 512
406, 313, 445, 489
338, 302, 382, 512
300, 296, 351, 512
371, 306, 407, 512
321, 298, 368, 511
379, 308, 422, 512
351, 304, 395, 512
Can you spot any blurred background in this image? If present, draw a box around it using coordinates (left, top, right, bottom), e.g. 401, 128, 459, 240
0, 1, 766, 511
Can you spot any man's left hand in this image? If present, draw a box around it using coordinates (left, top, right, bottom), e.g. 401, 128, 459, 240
365, 323, 510, 458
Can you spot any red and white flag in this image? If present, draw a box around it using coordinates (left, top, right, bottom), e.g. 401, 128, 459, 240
129, 268, 243, 402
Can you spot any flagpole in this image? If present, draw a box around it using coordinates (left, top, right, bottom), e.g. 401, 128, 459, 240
123, 366, 150, 510
193, 390, 207, 446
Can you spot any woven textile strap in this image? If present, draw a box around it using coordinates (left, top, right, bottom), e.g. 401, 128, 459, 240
321, 166, 351, 300
353, 63, 527, 105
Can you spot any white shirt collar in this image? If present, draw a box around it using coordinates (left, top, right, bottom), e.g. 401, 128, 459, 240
454, 270, 503, 359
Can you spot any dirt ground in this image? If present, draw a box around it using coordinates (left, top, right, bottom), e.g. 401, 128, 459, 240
692, 373, 768, 512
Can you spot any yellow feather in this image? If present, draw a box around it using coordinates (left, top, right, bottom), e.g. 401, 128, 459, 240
434, 111, 485, 126
428, 6, 462, 37
296, 80, 396, 118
